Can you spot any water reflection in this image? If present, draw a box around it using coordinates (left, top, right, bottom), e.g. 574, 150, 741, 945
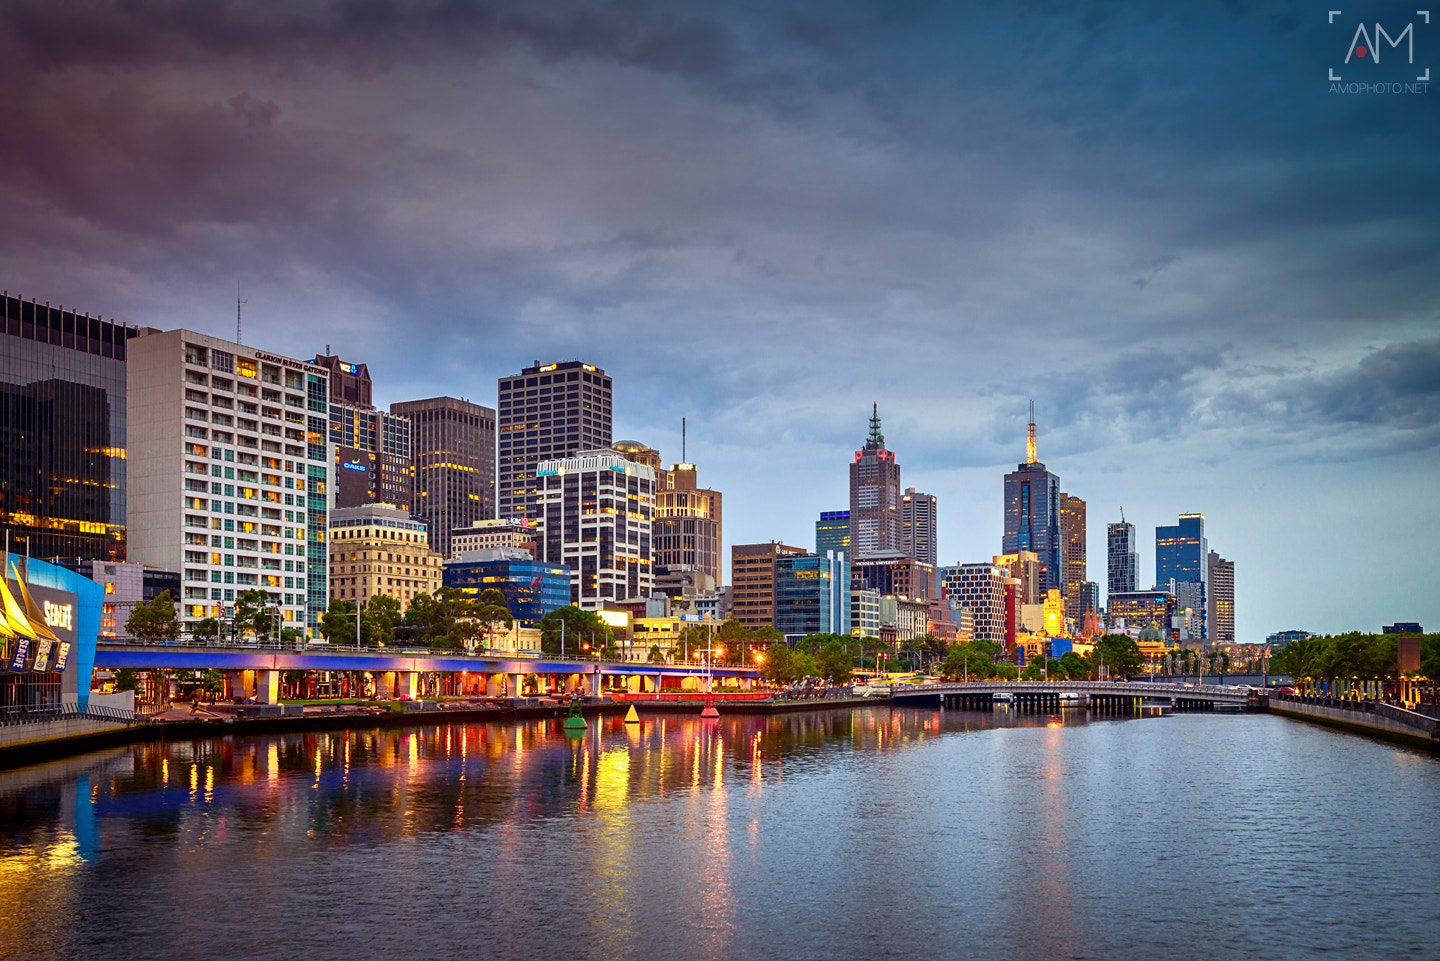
1, 707, 1437, 961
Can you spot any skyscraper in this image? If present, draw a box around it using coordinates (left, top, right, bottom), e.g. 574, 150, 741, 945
127, 329, 331, 634
653, 461, 723, 588
1002, 404, 1062, 594
816, 510, 850, 559
2, 291, 132, 561
775, 551, 848, 638
730, 542, 805, 630
497, 361, 612, 521
849, 405, 901, 558
1156, 513, 1208, 640
389, 397, 495, 558
900, 488, 938, 565
312, 354, 413, 510
1059, 492, 1087, 623
1107, 518, 1138, 599
1207, 550, 1234, 645
536, 448, 653, 609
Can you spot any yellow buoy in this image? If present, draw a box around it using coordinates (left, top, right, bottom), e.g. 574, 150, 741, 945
625, 704, 640, 723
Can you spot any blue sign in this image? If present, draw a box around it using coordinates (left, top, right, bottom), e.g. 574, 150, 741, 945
680, 614, 704, 622
341, 461, 367, 472
9, 636, 30, 672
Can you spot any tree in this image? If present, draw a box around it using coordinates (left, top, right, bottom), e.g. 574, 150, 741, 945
1089, 634, 1143, 678
815, 642, 853, 684
473, 591, 514, 653
233, 589, 273, 640
321, 599, 358, 644
125, 590, 180, 642
647, 644, 665, 663
112, 668, 138, 692
1059, 651, 1090, 681
538, 606, 610, 657
993, 661, 1020, 680
192, 617, 220, 642
365, 594, 402, 646
759, 643, 794, 685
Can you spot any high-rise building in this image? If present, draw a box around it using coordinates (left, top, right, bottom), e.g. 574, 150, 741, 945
849, 405, 901, 558
816, 510, 850, 559
536, 449, 653, 610
775, 551, 849, 638
1106, 589, 1178, 639
1107, 519, 1138, 599
1002, 404, 1062, 594
128, 329, 331, 634
450, 517, 540, 558
730, 542, 805, 630
992, 551, 1041, 605
2, 291, 132, 561
1156, 513, 1208, 639
1059, 492, 1087, 623
497, 361, 612, 521
312, 354, 413, 511
1207, 550, 1234, 645
652, 461, 723, 588
443, 550, 570, 624
851, 550, 936, 601
328, 503, 442, 607
940, 563, 1008, 644
389, 397, 495, 558
900, 488, 938, 565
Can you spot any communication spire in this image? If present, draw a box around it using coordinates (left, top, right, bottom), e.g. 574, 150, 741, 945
236, 281, 247, 345
682, 416, 687, 463
868, 403, 884, 448
1025, 400, 1037, 464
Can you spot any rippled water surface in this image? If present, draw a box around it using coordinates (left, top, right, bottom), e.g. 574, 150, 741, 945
1, 707, 1437, 960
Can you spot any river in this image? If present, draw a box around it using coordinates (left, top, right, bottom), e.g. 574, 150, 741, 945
1, 706, 1436, 960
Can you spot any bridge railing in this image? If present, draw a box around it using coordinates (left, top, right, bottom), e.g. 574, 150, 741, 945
1271, 692, 1440, 736
892, 679, 1249, 698
0, 700, 138, 728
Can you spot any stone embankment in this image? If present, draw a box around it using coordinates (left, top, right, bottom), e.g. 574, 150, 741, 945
1266, 691, 1439, 750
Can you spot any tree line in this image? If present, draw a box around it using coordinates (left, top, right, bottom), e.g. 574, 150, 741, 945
1270, 632, 1439, 685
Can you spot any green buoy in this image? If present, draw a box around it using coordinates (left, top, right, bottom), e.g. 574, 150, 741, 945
564, 697, 587, 733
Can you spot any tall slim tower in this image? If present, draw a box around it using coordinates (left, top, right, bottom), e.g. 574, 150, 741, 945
849, 405, 901, 559
900, 488, 938, 565
1207, 550, 1234, 645
1156, 513, 1208, 639
1059, 492, 1087, 622
1002, 404, 1062, 594
497, 361, 612, 521
389, 396, 496, 558
1107, 517, 1138, 599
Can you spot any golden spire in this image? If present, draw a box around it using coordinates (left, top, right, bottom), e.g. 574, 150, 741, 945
1025, 400, 1038, 464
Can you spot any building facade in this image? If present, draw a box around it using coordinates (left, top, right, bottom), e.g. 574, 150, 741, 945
774, 551, 849, 639
1059, 492, 1087, 623
849, 405, 902, 559
653, 462, 723, 588
1002, 408, 1063, 594
941, 563, 1009, 644
450, 517, 540, 558
536, 449, 653, 610
443, 549, 571, 624
816, 510, 850, 559
1107, 520, 1138, 599
1207, 550, 1234, 645
327, 503, 442, 607
1106, 589, 1178, 638
313, 354, 413, 511
67, 560, 180, 638
128, 329, 331, 634
1156, 513, 1208, 640
900, 488, 938, 565
497, 361, 612, 521
2, 292, 132, 561
851, 550, 935, 601
730, 542, 805, 631
389, 396, 495, 558
851, 588, 881, 637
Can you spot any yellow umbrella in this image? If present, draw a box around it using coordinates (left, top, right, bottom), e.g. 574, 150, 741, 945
0, 569, 37, 639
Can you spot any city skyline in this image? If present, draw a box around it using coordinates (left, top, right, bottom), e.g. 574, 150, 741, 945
1, 2, 1435, 641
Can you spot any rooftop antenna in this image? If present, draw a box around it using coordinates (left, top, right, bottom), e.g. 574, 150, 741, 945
682, 416, 687, 463
236, 281, 247, 345
1120, 506, 1126, 523
1025, 399, 1037, 464
868, 403, 884, 447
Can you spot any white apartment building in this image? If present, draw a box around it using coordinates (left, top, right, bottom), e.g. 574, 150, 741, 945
536, 449, 653, 610
128, 329, 332, 636
942, 563, 1009, 644
449, 517, 539, 558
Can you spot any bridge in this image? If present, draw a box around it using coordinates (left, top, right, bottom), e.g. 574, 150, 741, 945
891, 679, 1255, 711
93, 640, 760, 703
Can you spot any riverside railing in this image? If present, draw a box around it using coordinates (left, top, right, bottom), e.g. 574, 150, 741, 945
0, 700, 138, 727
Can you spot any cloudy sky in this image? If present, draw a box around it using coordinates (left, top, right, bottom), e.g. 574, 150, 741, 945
3, 0, 1437, 641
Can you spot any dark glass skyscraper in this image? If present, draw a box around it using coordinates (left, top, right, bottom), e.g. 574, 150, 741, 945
1107, 519, 1138, 600
1156, 513, 1208, 639
1, 292, 132, 561
815, 510, 850, 558
1002, 406, 1062, 595
497, 361, 612, 521
389, 396, 495, 558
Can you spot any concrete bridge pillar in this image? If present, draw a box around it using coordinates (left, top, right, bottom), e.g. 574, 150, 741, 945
257, 670, 280, 704
626, 675, 641, 693
397, 672, 417, 699
509, 672, 525, 698
486, 674, 502, 698
584, 672, 601, 697
375, 672, 394, 699
229, 671, 251, 700
650, 674, 663, 694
